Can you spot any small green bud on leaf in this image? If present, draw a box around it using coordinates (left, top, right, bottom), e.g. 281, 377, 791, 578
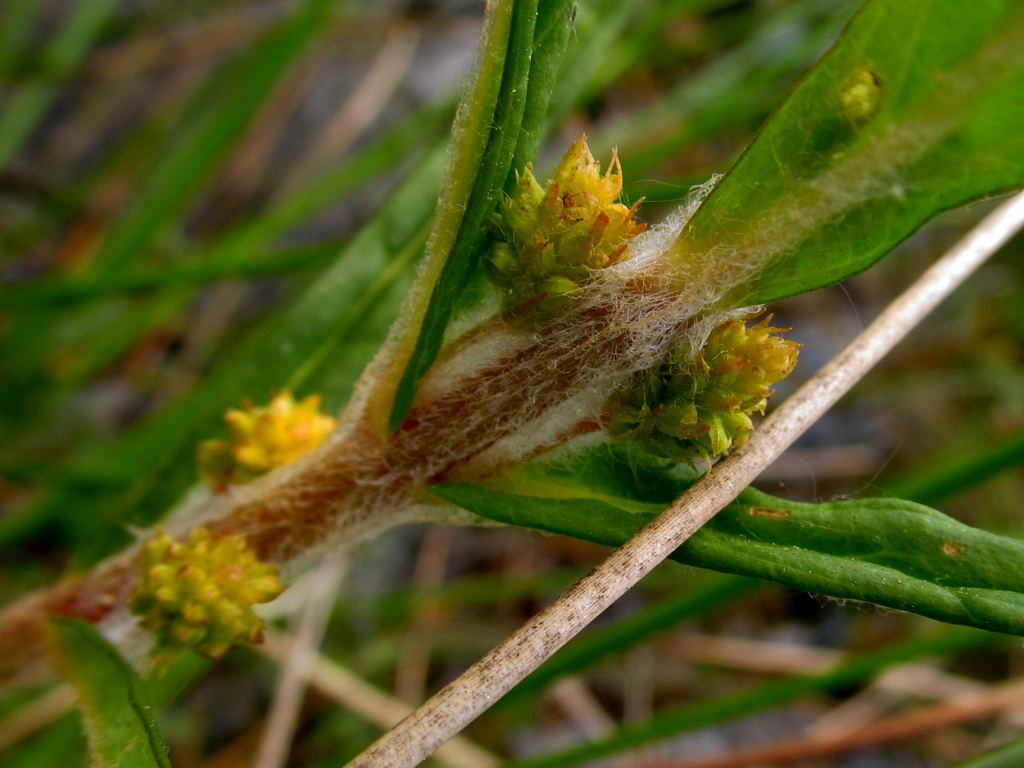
840, 69, 882, 127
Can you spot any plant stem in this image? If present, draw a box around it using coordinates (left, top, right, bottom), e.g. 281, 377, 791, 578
344, 190, 1024, 768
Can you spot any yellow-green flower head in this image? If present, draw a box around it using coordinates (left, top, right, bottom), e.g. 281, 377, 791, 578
485, 136, 645, 311
130, 528, 285, 661
198, 390, 336, 489
607, 318, 800, 462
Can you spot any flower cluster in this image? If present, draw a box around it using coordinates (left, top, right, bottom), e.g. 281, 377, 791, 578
485, 136, 645, 311
607, 318, 800, 462
129, 528, 284, 660
198, 390, 336, 489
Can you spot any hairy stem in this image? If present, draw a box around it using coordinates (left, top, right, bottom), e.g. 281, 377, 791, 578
0, 259, 686, 688
344, 190, 1024, 768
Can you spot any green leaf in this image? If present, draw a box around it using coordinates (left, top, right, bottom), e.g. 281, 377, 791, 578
46, 618, 171, 768
953, 738, 1024, 768
387, 0, 581, 432
676, 0, 1024, 305
433, 449, 1024, 635
388, 0, 540, 431
509, 0, 579, 175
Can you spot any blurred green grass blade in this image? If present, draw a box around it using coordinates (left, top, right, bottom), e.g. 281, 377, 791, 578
0, 0, 339, 412
883, 431, 1024, 505
87, 0, 333, 274
505, 628, 993, 768
0, 0, 43, 80
502, 574, 757, 703
0, 241, 340, 307
0, 712, 86, 768
547, 0, 643, 127
0, 151, 446, 563
677, 0, 1024, 306
347, 563, 702, 636
46, 618, 171, 768
6, 96, 449, 404
564, 0, 730, 108
0, 0, 118, 172
4, 99, 449, 382
104, 150, 442, 469
369, 568, 583, 628
389, 0, 538, 431
284, 219, 432, 393
434, 478, 1024, 636
55, 293, 184, 385
198, 97, 452, 270
602, 0, 853, 178
954, 737, 1024, 768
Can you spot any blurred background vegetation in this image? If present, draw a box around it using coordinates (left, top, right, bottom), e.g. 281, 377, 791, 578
1, 0, 1023, 766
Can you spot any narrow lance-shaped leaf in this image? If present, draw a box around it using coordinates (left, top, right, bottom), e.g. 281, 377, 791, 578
387, 0, 538, 431
672, 0, 1024, 306
432, 442, 1024, 637
387, 0, 581, 433
47, 617, 172, 768
510, 0, 579, 176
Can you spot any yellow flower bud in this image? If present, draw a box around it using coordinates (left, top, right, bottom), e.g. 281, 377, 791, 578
607, 317, 800, 463
130, 528, 285, 661
197, 390, 336, 489
485, 136, 645, 311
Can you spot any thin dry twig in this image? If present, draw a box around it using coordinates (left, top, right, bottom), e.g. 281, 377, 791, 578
344, 190, 1024, 767
394, 526, 454, 704
665, 633, 846, 676
548, 677, 617, 739
638, 675, 1024, 768
259, 630, 500, 768
253, 553, 348, 768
